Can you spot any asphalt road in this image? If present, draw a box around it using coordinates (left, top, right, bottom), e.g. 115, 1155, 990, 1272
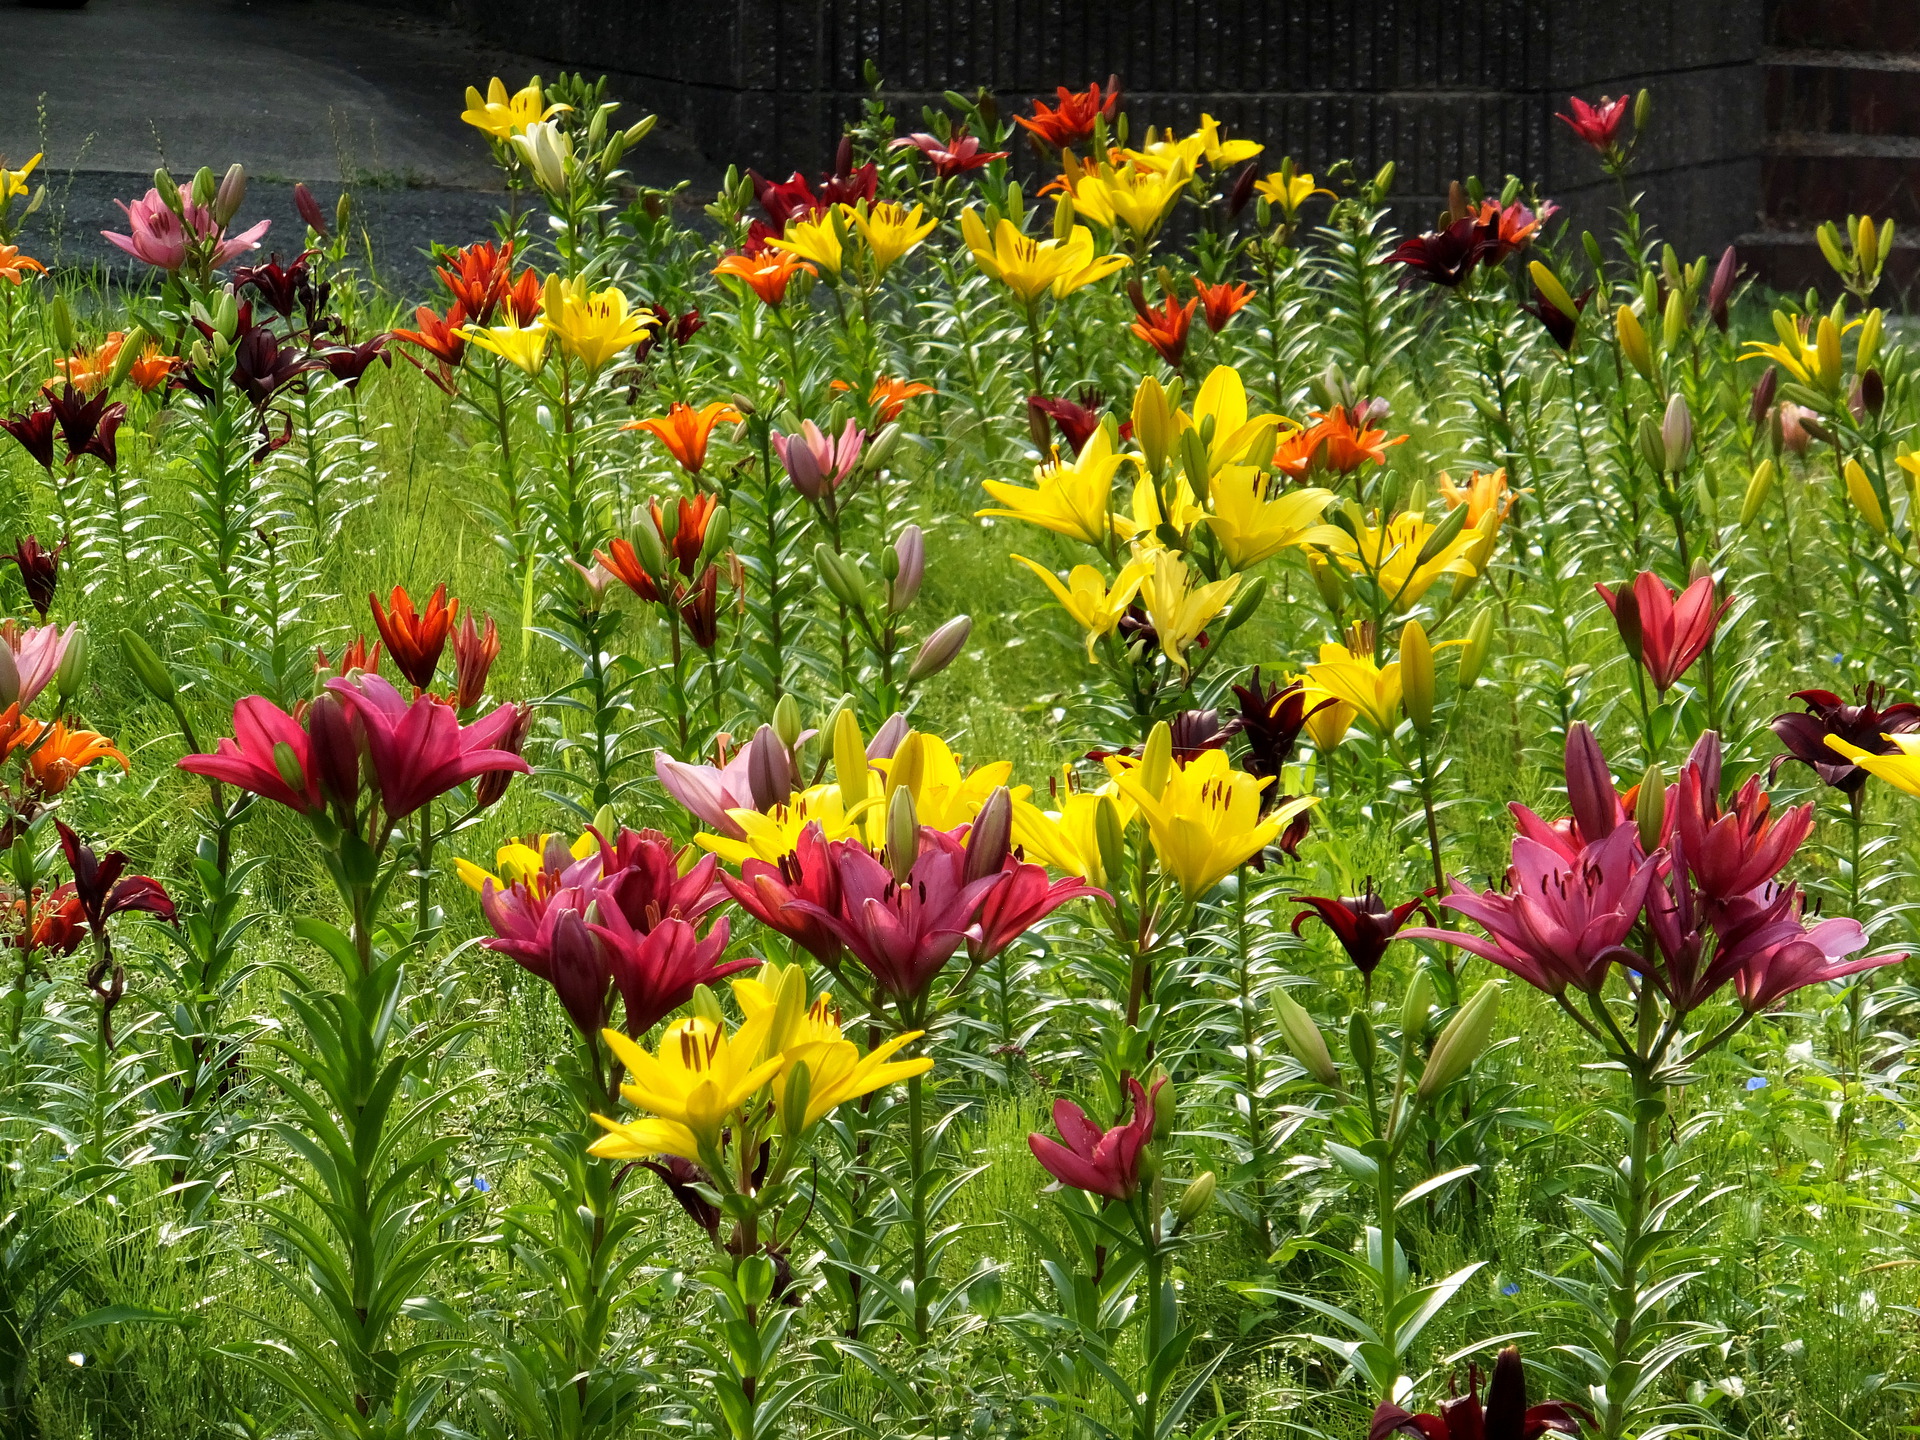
2, 0, 719, 295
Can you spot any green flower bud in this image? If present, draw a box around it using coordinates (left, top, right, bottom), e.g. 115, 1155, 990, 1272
1176, 1170, 1217, 1223
1418, 982, 1501, 1101
886, 784, 919, 884
119, 629, 175, 702
1271, 988, 1339, 1087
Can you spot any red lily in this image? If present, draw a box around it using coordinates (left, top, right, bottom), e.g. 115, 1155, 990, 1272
1770, 684, 1920, 796
1194, 279, 1254, 333
590, 825, 731, 934
721, 824, 849, 968
47, 383, 128, 470
1028, 1075, 1159, 1201
1557, 94, 1631, 155
1028, 392, 1105, 458
1471, 198, 1557, 264
1673, 747, 1813, 902
6, 536, 61, 620
974, 861, 1107, 960
1595, 571, 1729, 694
1015, 79, 1122, 151
323, 673, 529, 819
1390, 216, 1494, 287
0, 405, 57, 471
587, 910, 758, 1037
392, 301, 469, 393
451, 611, 499, 711
1128, 283, 1197, 367
370, 582, 459, 691
436, 240, 517, 326
1292, 884, 1433, 978
1371, 1345, 1586, 1440
13, 884, 86, 956
316, 633, 382, 680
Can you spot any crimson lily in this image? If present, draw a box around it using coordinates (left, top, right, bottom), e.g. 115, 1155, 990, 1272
1673, 743, 1814, 902
1028, 1075, 1159, 1201
1371, 1345, 1586, 1440
56, 821, 176, 935
721, 824, 847, 967
0, 406, 56, 471
6, 537, 60, 619
589, 826, 731, 934
1128, 283, 1197, 367
1595, 571, 1729, 694
1292, 884, 1432, 979
1027, 392, 1105, 458
1557, 94, 1632, 155
1390, 216, 1492, 287
323, 673, 529, 819
975, 861, 1106, 960
588, 910, 757, 1037
177, 694, 323, 814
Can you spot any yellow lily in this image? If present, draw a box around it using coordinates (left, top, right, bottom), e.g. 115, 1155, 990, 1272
1254, 167, 1332, 221
0, 153, 41, 210
460, 78, 565, 140
1826, 733, 1920, 798
847, 201, 935, 276
1319, 510, 1495, 612
695, 783, 870, 865
1305, 642, 1401, 734
960, 210, 1128, 305
770, 212, 846, 277
1065, 158, 1192, 243
1137, 548, 1240, 672
456, 832, 595, 893
590, 1014, 785, 1165
1741, 310, 1852, 395
1297, 673, 1358, 751
460, 318, 548, 375
1127, 470, 1206, 540
1180, 365, 1284, 476
1118, 748, 1312, 897
1205, 469, 1340, 568
541, 275, 654, 371
1436, 468, 1514, 527
978, 425, 1132, 545
732, 963, 932, 1132
1121, 126, 1207, 175
1012, 782, 1135, 888
866, 731, 1018, 839
1013, 553, 1151, 659
1193, 114, 1263, 169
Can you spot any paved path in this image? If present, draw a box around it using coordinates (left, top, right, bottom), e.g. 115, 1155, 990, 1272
2, 0, 719, 294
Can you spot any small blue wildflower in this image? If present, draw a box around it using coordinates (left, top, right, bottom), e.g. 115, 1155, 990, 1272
472, 1174, 491, 1193
1502, 1282, 1520, 1296
1745, 1077, 1768, 1091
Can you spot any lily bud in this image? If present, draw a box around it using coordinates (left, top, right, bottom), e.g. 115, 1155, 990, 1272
1140, 721, 1173, 799
1857, 308, 1883, 376
119, 629, 175, 702
885, 730, 925, 802
190, 166, 218, 209
1417, 981, 1501, 1100
1414, 498, 1470, 567
474, 703, 531, 809
1660, 287, 1687, 353
1636, 413, 1667, 474
107, 325, 147, 389
1052, 189, 1075, 242
1815, 315, 1843, 393
1748, 367, 1778, 426
1094, 793, 1126, 890
863, 422, 902, 473
889, 525, 925, 613
294, 182, 329, 235
1636, 762, 1666, 852
1400, 969, 1435, 1040
964, 786, 1012, 883
214, 164, 247, 227
1616, 305, 1654, 381
1661, 393, 1693, 472
1218, 574, 1266, 636
307, 692, 360, 810
272, 741, 307, 798
886, 784, 919, 884
1399, 619, 1435, 733
771, 693, 803, 750
1844, 457, 1888, 536
696, 505, 731, 570
1740, 459, 1777, 526
1176, 1170, 1217, 1223
1459, 606, 1496, 688
48, 296, 74, 357
0, 645, 19, 709
53, 627, 86, 711
1151, 1074, 1176, 1141
815, 543, 869, 611
1271, 988, 1339, 1087
747, 724, 794, 810
630, 520, 670, 582
1132, 376, 1176, 477
1528, 261, 1578, 322
153, 168, 182, 215
1707, 246, 1737, 332
1633, 88, 1651, 134
690, 983, 725, 1025
780, 1057, 813, 1136
907, 615, 970, 682
1347, 1009, 1376, 1078
334, 191, 353, 237
832, 706, 870, 806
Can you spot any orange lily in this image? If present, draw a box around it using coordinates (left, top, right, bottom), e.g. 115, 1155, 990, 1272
830, 375, 935, 423
713, 251, 815, 307
625, 401, 744, 474
1437, 468, 1514, 526
22, 721, 129, 796
0, 246, 46, 285
1274, 408, 1407, 477
51, 333, 125, 396
127, 343, 179, 393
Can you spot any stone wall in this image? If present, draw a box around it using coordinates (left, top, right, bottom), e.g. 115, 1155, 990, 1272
401, 0, 1920, 287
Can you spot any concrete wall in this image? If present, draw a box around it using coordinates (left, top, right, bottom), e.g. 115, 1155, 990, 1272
396, 0, 1920, 286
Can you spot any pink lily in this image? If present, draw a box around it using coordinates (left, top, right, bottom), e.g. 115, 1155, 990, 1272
771, 418, 864, 501
103, 188, 270, 274
177, 694, 321, 814
587, 909, 758, 1036
590, 825, 731, 932
324, 673, 528, 819
2, 621, 78, 710
654, 725, 805, 838
1028, 1076, 1160, 1201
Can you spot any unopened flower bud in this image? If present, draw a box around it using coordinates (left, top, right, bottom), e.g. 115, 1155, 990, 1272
1400, 969, 1435, 1040
1094, 793, 1126, 891
832, 706, 871, 806
1615, 305, 1654, 381
1844, 457, 1888, 536
746, 723, 794, 811
1661, 393, 1692, 472
1740, 459, 1777, 527
153, 168, 182, 215
1271, 987, 1339, 1087
1151, 1074, 1175, 1141
1459, 606, 1496, 688
48, 296, 74, 357
0, 644, 19, 709
294, 182, 329, 236
964, 786, 1012, 883
214, 164, 247, 228
474, 703, 531, 810
119, 629, 174, 703
886, 784, 919, 884
770, 692, 803, 750
53, 627, 87, 710
889, 525, 925, 613
1707, 245, 1737, 332
190, 166, 218, 209
1418, 982, 1501, 1100
907, 614, 970, 682
780, 1057, 813, 1136
1399, 619, 1435, 733
272, 741, 307, 798
1636, 762, 1666, 852
1177, 1170, 1217, 1225
1748, 367, 1778, 426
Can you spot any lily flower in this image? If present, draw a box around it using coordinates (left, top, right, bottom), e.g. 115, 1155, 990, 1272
1028, 1076, 1159, 1201
0, 154, 42, 212
978, 425, 1131, 544
461, 77, 566, 140
624, 400, 742, 475
1119, 747, 1306, 896
1273, 405, 1407, 477
1556, 94, 1632, 155
178, 695, 323, 814
769, 211, 845, 276
719, 823, 851, 965
323, 673, 529, 819
1128, 283, 1198, 366
369, 582, 458, 691
55, 822, 174, 934
1194, 279, 1254, 332
1595, 571, 1728, 694
1253, 167, 1333, 221
959, 210, 1128, 304
976, 860, 1107, 958
1372, 1345, 1586, 1440
1304, 642, 1401, 735
0, 405, 56, 471
1720, 885, 1902, 1012
657, 726, 805, 837
864, 732, 1015, 840
1231, 671, 1330, 788
1674, 749, 1814, 902
889, 128, 1007, 176
1471, 198, 1555, 263
45, 383, 127, 470
25, 722, 130, 796
542, 276, 653, 371
457, 831, 596, 894
712, 250, 814, 306
1137, 548, 1240, 672
103, 187, 268, 273
1204, 469, 1339, 568
1771, 684, 1920, 795
1063, 157, 1192, 243
450, 611, 499, 710
847, 201, 936, 276
1437, 467, 1514, 526
771, 418, 863, 500
697, 784, 870, 867
509, 119, 572, 194
1389, 215, 1493, 287
1741, 311, 1851, 395
0, 246, 46, 286
1012, 554, 1151, 659
459, 315, 546, 376
1028, 392, 1105, 457
862, 375, 935, 423
589, 911, 758, 1038
6, 537, 59, 620
1014, 81, 1121, 151
1318, 509, 1492, 612
1292, 883, 1432, 978
590, 1013, 786, 1166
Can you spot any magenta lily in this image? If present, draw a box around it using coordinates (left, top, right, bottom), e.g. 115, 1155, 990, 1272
1028, 1076, 1160, 1201
1674, 755, 1814, 903
587, 910, 758, 1036
323, 673, 528, 819
721, 824, 848, 967
103, 187, 269, 273
974, 861, 1107, 959
178, 694, 322, 814
590, 826, 731, 933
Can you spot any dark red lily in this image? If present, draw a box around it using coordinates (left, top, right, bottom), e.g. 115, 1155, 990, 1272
56, 820, 176, 935
1390, 216, 1493, 287
234, 252, 315, 320
1231, 671, 1330, 793
1595, 571, 1730, 694
1028, 392, 1105, 458
1770, 685, 1920, 795
1557, 94, 1631, 156
47, 384, 128, 470
1292, 883, 1433, 978
0, 406, 57, 472
721, 824, 848, 968
370, 582, 459, 691
1371, 1345, 1586, 1440
231, 325, 319, 407
6, 536, 60, 619
1028, 1075, 1159, 1201
1128, 283, 1197, 367
320, 335, 391, 390
1523, 277, 1591, 352
588, 911, 758, 1037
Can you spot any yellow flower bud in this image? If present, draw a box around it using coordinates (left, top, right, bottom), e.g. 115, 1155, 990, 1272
1528, 261, 1578, 321
1844, 457, 1888, 536
1399, 619, 1435, 733
1815, 315, 1843, 393
1740, 459, 1777, 527
1616, 304, 1654, 382
1857, 308, 1883, 376
1139, 720, 1173, 799
1132, 376, 1175, 478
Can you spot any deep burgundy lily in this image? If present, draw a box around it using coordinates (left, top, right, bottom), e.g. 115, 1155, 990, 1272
1028, 1076, 1160, 1201
56, 821, 176, 934
6, 536, 60, 619
1595, 571, 1729, 694
234, 252, 315, 319
320, 335, 391, 390
1371, 1344, 1586, 1440
1027, 392, 1105, 458
47, 384, 127, 469
232, 324, 320, 407
323, 673, 529, 819
0, 406, 57, 471
1292, 884, 1433, 979
1232, 670, 1330, 796
587, 910, 758, 1037
1770, 685, 1920, 795
1390, 216, 1493, 287
481, 881, 612, 1039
